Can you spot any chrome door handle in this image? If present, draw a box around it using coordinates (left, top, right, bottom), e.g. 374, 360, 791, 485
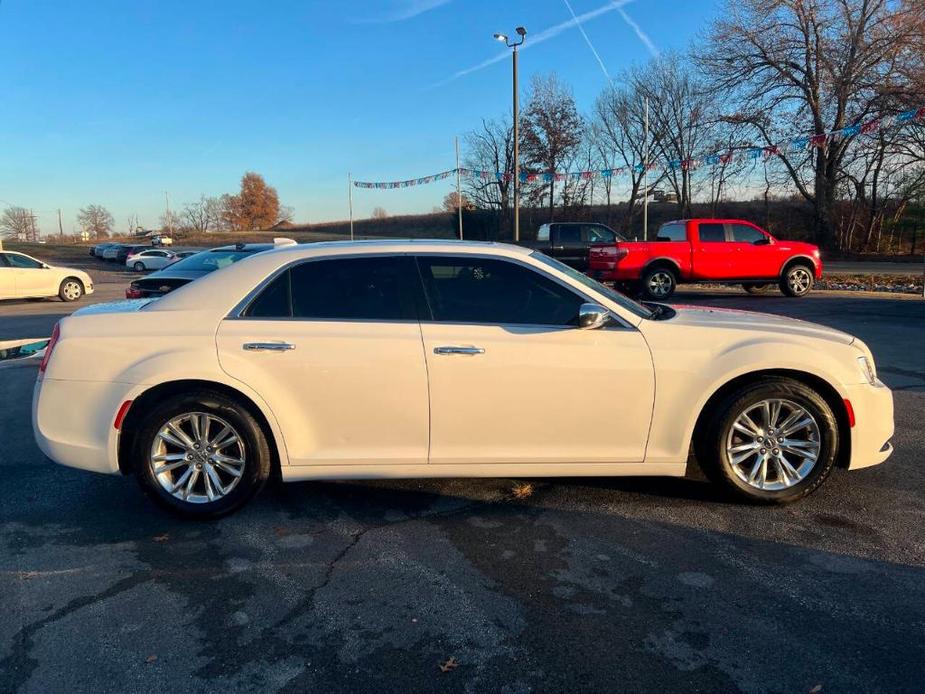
243, 342, 295, 352
434, 346, 485, 355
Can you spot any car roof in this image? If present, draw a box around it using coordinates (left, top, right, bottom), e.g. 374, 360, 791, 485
259, 238, 532, 257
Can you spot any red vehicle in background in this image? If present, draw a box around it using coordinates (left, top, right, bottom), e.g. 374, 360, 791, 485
588, 218, 822, 300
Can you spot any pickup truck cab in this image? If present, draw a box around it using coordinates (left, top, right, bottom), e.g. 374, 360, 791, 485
589, 219, 822, 300
523, 222, 625, 271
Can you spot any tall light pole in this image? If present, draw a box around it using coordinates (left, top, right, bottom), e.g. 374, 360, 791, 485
494, 26, 526, 241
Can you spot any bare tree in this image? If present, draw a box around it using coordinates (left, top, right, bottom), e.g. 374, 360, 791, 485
277, 205, 295, 225
521, 73, 584, 220
77, 204, 114, 239
126, 213, 141, 237
698, 0, 924, 248
182, 195, 225, 234
0, 206, 34, 240
463, 117, 514, 212
371, 207, 388, 219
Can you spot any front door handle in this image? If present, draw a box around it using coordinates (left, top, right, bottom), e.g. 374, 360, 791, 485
243, 342, 295, 352
434, 346, 485, 355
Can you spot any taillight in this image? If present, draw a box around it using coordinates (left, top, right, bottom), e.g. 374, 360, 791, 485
38, 322, 60, 377
590, 245, 628, 260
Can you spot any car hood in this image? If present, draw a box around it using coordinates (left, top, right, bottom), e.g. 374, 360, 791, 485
668, 305, 854, 345
72, 299, 156, 316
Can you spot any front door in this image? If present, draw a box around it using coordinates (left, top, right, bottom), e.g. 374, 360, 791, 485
5, 253, 52, 297
727, 223, 779, 278
414, 254, 655, 464
216, 255, 430, 467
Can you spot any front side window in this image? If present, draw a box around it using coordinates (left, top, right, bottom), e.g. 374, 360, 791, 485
416, 256, 583, 326
536, 226, 550, 242
4, 253, 43, 269
698, 223, 727, 242
730, 224, 767, 244
655, 223, 687, 242
245, 256, 416, 321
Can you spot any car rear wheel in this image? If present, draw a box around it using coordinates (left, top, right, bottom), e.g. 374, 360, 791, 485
58, 278, 84, 302
743, 283, 769, 294
133, 261, 145, 272
132, 391, 272, 518
695, 377, 838, 504
780, 264, 814, 297
640, 266, 677, 300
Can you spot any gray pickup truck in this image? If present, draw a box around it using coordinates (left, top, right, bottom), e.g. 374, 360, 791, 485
520, 222, 625, 271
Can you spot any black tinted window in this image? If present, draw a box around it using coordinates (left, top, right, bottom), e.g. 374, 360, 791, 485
656, 223, 686, 242
416, 256, 583, 326
698, 223, 726, 242
731, 224, 766, 243
246, 257, 415, 320
557, 226, 581, 243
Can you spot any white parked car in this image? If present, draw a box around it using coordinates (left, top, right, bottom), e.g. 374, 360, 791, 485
0, 251, 94, 302
126, 248, 176, 272
33, 241, 893, 517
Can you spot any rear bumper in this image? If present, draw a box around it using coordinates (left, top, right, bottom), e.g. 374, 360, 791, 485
844, 380, 894, 470
33, 378, 135, 475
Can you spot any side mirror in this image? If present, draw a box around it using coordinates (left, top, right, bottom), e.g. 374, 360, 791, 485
578, 302, 610, 330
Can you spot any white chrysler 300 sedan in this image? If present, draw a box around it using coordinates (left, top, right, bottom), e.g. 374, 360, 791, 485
33, 241, 893, 517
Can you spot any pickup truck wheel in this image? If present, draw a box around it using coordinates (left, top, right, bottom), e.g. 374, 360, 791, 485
780, 264, 814, 297
640, 267, 677, 300
742, 283, 769, 294
132, 391, 272, 518
695, 377, 837, 504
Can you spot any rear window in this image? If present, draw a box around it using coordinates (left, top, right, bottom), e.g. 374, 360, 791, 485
167, 249, 259, 272
655, 223, 686, 242
698, 223, 726, 242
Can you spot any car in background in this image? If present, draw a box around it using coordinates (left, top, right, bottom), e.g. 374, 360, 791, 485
34, 240, 892, 517
167, 250, 199, 263
588, 219, 823, 300
90, 242, 117, 257
0, 250, 94, 302
520, 222, 625, 271
125, 239, 296, 299
126, 248, 177, 272
152, 235, 173, 247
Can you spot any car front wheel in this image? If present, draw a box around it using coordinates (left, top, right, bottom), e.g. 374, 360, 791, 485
780, 264, 814, 297
59, 278, 84, 302
132, 391, 272, 518
133, 261, 145, 272
695, 377, 838, 504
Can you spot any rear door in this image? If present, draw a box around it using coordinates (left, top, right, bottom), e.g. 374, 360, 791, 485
727, 223, 778, 278
216, 255, 430, 467
550, 224, 587, 269
691, 222, 734, 279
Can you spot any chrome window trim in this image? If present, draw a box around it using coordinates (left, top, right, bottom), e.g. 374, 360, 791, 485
226, 250, 636, 331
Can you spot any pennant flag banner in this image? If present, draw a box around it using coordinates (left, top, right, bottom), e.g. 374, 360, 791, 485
352, 106, 923, 189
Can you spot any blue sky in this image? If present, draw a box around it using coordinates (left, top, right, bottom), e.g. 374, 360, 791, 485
0, 0, 719, 233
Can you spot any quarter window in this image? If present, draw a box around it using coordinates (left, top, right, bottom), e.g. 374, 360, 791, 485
416, 256, 583, 326
698, 223, 726, 242
244, 256, 416, 321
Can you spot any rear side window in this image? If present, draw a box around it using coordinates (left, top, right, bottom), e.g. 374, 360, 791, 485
730, 224, 766, 243
698, 223, 726, 242
655, 223, 686, 242
416, 256, 583, 326
557, 226, 581, 244
244, 256, 416, 321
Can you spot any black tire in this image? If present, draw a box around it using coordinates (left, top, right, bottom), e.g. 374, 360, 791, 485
743, 283, 769, 294
779, 263, 814, 297
133, 261, 145, 272
694, 377, 838, 504
640, 266, 677, 301
58, 278, 84, 302
131, 390, 272, 518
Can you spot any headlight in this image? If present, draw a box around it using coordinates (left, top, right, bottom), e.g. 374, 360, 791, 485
857, 356, 877, 384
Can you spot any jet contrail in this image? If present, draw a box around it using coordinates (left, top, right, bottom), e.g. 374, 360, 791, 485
563, 0, 613, 84
617, 6, 659, 57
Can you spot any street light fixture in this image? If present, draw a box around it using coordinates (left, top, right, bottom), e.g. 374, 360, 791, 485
494, 26, 526, 241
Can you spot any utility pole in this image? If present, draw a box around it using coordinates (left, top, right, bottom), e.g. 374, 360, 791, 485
164, 191, 173, 236
30, 208, 37, 242
643, 96, 649, 242
455, 136, 463, 240
57, 208, 64, 239
347, 173, 354, 241
495, 27, 527, 242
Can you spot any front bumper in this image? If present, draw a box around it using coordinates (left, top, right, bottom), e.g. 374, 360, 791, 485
844, 380, 894, 469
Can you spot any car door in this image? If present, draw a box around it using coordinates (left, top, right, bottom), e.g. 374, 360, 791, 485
216, 255, 430, 467
0, 254, 15, 299
415, 254, 655, 464
143, 250, 170, 269
727, 223, 778, 278
4, 252, 53, 297
550, 224, 586, 269
691, 222, 733, 279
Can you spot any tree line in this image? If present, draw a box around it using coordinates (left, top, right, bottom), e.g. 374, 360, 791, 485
462, 0, 924, 252
0, 172, 292, 241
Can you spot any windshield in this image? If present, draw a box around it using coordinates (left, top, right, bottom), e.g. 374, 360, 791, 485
530, 251, 653, 320
164, 249, 259, 272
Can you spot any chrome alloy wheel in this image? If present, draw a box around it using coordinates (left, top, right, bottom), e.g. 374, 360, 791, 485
787, 267, 812, 295
149, 412, 245, 504
647, 271, 674, 298
724, 398, 820, 491
62, 280, 82, 301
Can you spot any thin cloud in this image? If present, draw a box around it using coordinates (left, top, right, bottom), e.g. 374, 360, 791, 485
617, 6, 659, 57
353, 0, 451, 24
434, 0, 633, 87
562, 0, 613, 84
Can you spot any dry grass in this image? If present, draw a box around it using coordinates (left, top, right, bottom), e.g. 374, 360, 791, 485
510, 482, 535, 500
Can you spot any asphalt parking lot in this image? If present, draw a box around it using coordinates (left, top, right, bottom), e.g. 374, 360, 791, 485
1, 284, 923, 693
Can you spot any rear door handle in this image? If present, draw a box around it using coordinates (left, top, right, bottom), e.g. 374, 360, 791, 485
434, 346, 485, 355
243, 342, 295, 352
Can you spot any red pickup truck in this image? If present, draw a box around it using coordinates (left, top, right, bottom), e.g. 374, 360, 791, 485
588, 218, 822, 300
